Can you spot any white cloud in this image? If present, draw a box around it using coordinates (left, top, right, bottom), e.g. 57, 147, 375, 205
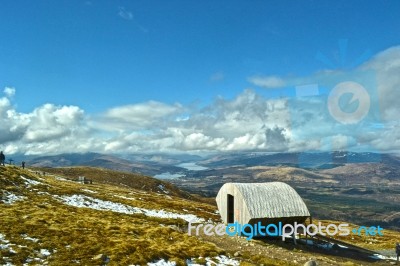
1, 46, 400, 155
118, 7, 133, 20
360, 46, 400, 122
4, 87, 15, 98
24, 104, 85, 142
97, 101, 183, 131
247, 75, 286, 88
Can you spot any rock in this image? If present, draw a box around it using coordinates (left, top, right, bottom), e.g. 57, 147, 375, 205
234, 251, 242, 257
304, 260, 318, 266
389, 262, 396, 265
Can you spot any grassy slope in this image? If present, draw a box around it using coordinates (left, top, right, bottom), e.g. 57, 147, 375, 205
33, 166, 192, 198
1, 166, 399, 265
0, 166, 220, 265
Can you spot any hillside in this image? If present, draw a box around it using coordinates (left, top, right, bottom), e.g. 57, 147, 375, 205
33, 166, 193, 200
1, 165, 399, 265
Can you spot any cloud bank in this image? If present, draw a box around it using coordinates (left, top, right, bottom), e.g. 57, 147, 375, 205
1, 46, 400, 155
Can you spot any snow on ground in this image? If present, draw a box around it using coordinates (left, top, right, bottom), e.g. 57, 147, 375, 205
1, 191, 25, 205
187, 256, 240, 266
55, 194, 204, 223
146, 256, 240, 266
0, 233, 9, 247
210, 255, 240, 266
0, 233, 17, 263
40, 248, 51, 256
20, 175, 42, 187
147, 259, 176, 266
21, 234, 39, 243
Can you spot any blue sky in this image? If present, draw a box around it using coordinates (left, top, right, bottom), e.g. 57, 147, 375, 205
1, 1, 400, 154
1, 0, 399, 112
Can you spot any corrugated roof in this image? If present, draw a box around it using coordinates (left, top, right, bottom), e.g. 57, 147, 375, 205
233, 182, 310, 218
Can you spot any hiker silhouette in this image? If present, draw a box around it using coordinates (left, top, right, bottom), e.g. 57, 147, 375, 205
0, 151, 5, 166
396, 243, 400, 262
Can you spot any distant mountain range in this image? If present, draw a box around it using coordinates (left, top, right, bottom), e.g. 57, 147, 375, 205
21, 151, 400, 177
200, 151, 399, 169
26, 152, 185, 176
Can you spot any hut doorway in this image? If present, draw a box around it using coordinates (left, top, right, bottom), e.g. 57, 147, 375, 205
227, 194, 234, 223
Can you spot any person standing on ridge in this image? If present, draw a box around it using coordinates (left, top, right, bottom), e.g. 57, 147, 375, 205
21, 161, 26, 169
0, 151, 5, 166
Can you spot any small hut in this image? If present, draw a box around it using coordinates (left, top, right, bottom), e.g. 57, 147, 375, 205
216, 182, 310, 226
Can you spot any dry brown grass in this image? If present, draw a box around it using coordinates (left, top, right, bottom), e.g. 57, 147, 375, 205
1, 166, 398, 265
0, 166, 221, 265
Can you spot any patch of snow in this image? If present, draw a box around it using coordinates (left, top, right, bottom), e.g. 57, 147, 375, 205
208, 255, 240, 266
81, 189, 97, 194
21, 234, 39, 243
147, 259, 176, 266
20, 175, 41, 187
1, 192, 25, 205
0, 233, 17, 255
23, 257, 45, 265
187, 256, 240, 266
55, 194, 204, 223
40, 249, 51, 256
0, 233, 8, 242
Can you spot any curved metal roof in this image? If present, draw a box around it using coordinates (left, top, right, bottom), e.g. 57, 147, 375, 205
227, 182, 310, 218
